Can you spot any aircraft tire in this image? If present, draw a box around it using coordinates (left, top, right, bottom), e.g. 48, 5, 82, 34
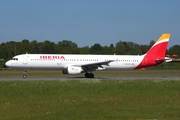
85, 73, 89, 78
89, 73, 94, 78
85, 73, 94, 78
23, 75, 27, 78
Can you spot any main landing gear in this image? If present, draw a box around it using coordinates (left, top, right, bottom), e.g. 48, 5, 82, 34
85, 72, 94, 78
23, 70, 27, 78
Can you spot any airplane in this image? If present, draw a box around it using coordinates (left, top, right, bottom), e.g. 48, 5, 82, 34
5, 33, 171, 78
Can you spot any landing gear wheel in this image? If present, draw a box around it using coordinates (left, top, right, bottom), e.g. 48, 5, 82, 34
85, 73, 89, 78
85, 73, 94, 78
23, 75, 27, 78
89, 73, 94, 78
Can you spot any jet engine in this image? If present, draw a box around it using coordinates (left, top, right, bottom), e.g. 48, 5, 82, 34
62, 66, 83, 74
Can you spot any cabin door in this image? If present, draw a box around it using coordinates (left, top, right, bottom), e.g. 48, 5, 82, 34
57, 59, 62, 65
23, 54, 28, 65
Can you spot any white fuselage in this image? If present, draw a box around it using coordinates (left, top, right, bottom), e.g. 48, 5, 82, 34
5, 54, 145, 70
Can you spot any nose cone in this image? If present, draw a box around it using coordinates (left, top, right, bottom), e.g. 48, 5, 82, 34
5, 61, 11, 67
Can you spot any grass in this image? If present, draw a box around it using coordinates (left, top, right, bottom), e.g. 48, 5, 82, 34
0, 80, 180, 120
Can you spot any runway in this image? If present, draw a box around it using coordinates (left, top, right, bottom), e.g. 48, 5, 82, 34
0, 74, 180, 81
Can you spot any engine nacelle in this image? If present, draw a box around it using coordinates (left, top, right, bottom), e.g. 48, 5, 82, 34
62, 66, 83, 74
96, 66, 106, 71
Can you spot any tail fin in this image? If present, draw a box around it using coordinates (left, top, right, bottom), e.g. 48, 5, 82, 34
146, 33, 170, 58
134, 33, 170, 69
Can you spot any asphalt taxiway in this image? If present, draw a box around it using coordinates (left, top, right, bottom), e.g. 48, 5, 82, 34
0, 74, 180, 81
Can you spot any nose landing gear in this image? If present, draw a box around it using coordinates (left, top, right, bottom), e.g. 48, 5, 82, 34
23, 70, 27, 78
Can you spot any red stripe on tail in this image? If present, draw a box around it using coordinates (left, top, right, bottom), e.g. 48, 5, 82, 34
134, 34, 170, 70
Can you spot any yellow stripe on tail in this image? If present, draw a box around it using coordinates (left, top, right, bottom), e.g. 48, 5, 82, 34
156, 33, 170, 43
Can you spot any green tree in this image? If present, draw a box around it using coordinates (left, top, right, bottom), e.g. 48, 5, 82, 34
115, 41, 129, 55
90, 43, 103, 54
55, 40, 79, 54
1, 41, 17, 60
41, 40, 55, 54
127, 42, 142, 55
168, 45, 180, 57
30, 40, 40, 53
109, 44, 115, 55
102, 46, 110, 54
79, 46, 90, 54
140, 45, 149, 54
20, 39, 31, 54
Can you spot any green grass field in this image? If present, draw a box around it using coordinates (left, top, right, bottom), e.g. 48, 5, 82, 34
0, 70, 180, 119
0, 79, 180, 120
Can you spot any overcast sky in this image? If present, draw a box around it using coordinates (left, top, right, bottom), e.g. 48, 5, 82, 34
0, 0, 179, 48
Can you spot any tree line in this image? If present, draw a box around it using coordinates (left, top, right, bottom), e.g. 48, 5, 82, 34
0, 39, 180, 61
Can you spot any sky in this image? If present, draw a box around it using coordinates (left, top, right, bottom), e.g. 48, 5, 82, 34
0, 0, 180, 48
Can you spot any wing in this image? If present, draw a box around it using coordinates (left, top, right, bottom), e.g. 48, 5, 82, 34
74, 60, 115, 72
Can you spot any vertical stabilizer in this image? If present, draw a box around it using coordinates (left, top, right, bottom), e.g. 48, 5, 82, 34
146, 34, 170, 58
135, 33, 170, 69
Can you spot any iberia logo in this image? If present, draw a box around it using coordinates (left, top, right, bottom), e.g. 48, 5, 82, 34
40, 56, 65, 59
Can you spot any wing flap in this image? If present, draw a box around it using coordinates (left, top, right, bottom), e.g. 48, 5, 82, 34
73, 60, 115, 72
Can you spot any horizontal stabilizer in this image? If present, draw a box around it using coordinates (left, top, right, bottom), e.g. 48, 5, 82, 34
155, 57, 172, 63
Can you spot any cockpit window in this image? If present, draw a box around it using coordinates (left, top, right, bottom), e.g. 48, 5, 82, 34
11, 58, 18, 60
